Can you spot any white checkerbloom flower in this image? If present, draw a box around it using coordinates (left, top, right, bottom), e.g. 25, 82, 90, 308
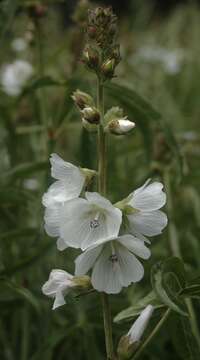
75, 234, 150, 294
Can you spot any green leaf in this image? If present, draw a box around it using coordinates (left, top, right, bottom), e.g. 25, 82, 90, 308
0, 279, 40, 313
114, 290, 164, 324
160, 119, 184, 181
1, 161, 48, 181
170, 313, 200, 360
0, 240, 53, 276
20, 76, 66, 97
151, 257, 187, 316
105, 83, 161, 121
0, 188, 33, 205
0, 228, 37, 242
180, 285, 200, 298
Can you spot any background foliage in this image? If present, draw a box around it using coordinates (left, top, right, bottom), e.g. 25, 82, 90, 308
0, 1, 200, 359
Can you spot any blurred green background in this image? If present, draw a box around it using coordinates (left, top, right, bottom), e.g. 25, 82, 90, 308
0, 0, 200, 359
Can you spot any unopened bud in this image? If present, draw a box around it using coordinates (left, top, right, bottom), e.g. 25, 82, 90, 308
105, 119, 135, 135
80, 168, 97, 185
82, 47, 99, 70
101, 58, 116, 79
117, 335, 139, 360
72, 90, 94, 110
117, 305, 154, 359
73, 275, 91, 290
87, 26, 97, 39
82, 118, 98, 132
81, 107, 100, 124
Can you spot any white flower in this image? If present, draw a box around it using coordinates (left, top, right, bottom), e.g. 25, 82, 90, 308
57, 192, 122, 250
23, 178, 39, 190
127, 305, 154, 343
1, 60, 33, 96
106, 118, 135, 135
75, 234, 151, 294
42, 153, 85, 208
126, 180, 167, 242
11, 38, 27, 52
42, 269, 75, 310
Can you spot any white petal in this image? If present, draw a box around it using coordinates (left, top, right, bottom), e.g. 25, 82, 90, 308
91, 245, 122, 294
128, 305, 154, 342
44, 206, 61, 237
128, 228, 151, 244
56, 237, 68, 251
128, 210, 168, 237
60, 198, 92, 248
52, 290, 66, 310
60, 197, 122, 250
91, 242, 144, 294
129, 181, 166, 211
42, 269, 73, 297
85, 192, 114, 209
117, 235, 151, 259
50, 153, 85, 195
75, 245, 103, 275
42, 181, 76, 207
116, 243, 144, 286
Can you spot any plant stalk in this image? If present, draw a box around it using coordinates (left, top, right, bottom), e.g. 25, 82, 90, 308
97, 77, 114, 360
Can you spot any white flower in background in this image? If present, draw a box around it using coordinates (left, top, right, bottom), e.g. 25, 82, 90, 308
42, 269, 76, 310
127, 305, 154, 343
11, 37, 27, 52
125, 180, 167, 242
75, 234, 150, 294
42, 153, 86, 208
1, 60, 33, 96
134, 45, 185, 75
57, 192, 122, 250
23, 178, 39, 191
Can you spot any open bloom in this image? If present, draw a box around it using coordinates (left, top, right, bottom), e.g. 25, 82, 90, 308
75, 234, 150, 294
127, 305, 154, 343
57, 192, 122, 250
42, 153, 85, 208
42, 269, 76, 310
1, 60, 33, 96
124, 180, 167, 242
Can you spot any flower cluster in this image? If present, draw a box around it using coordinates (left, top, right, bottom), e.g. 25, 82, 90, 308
82, 6, 121, 80
42, 153, 167, 308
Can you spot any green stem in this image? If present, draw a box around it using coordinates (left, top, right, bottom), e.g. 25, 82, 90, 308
97, 78, 114, 360
164, 169, 200, 349
131, 309, 171, 360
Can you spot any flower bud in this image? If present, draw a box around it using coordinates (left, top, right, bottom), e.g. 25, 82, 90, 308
72, 90, 94, 110
101, 58, 116, 79
117, 305, 154, 359
80, 168, 97, 185
81, 106, 100, 124
82, 118, 98, 132
82, 47, 100, 70
42, 269, 91, 310
73, 275, 91, 289
105, 119, 135, 135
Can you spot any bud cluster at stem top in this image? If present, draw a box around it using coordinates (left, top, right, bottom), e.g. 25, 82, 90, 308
82, 6, 121, 81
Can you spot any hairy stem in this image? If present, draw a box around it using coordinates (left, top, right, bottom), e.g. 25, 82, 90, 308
97, 78, 114, 360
